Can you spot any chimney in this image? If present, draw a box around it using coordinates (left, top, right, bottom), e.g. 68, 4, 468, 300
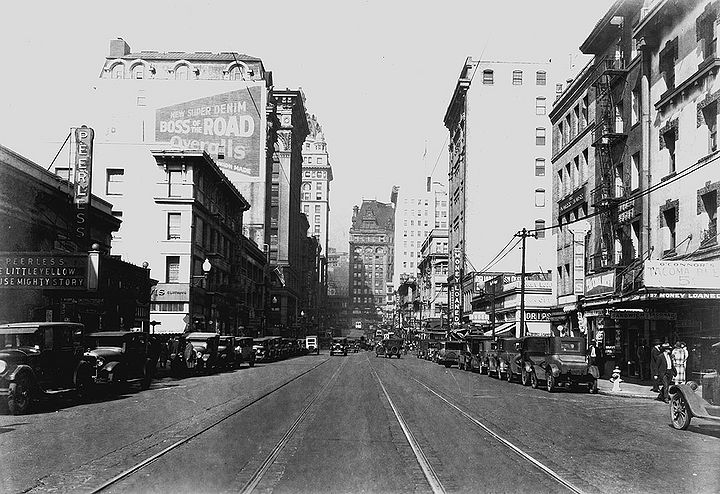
390, 186, 399, 206
109, 38, 131, 58
353, 205, 359, 220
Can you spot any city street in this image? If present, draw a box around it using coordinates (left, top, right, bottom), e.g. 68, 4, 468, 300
1, 351, 718, 494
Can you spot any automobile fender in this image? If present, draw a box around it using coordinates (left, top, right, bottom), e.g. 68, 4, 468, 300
588, 365, 600, 379
7, 365, 36, 389
547, 363, 560, 377
669, 383, 705, 418
103, 361, 121, 375
522, 361, 534, 373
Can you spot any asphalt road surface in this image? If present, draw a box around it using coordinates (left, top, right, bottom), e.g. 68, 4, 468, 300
1, 351, 719, 493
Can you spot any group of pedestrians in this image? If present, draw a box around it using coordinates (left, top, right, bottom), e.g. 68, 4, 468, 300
649, 340, 688, 402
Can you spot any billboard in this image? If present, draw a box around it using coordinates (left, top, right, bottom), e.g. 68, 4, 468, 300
155, 87, 263, 177
644, 260, 720, 289
0, 253, 87, 289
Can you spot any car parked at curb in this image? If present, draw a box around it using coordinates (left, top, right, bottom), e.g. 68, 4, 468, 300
0, 322, 90, 414
168, 335, 195, 377
522, 336, 599, 393
436, 340, 463, 367
217, 336, 237, 370
459, 335, 494, 372
375, 341, 385, 357
185, 332, 220, 373
83, 331, 157, 392
234, 337, 256, 367
490, 337, 522, 381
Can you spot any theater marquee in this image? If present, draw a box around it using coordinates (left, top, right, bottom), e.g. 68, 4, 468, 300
0, 253, 87, 289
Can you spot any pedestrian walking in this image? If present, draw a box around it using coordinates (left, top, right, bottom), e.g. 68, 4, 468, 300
672, 341, 688, 385
587, 340, 597, 366
650, 340, 663, 392
656, 343, 676, 403
636, 340, 648, 380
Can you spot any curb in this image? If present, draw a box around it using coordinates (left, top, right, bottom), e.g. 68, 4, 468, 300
597, 389, 658, 400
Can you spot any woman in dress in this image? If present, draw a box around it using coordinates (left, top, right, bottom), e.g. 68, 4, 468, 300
671, 341, 688, 384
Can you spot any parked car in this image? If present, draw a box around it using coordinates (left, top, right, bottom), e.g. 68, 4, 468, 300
168, 335, 194, 377
253, 336, 275, 362
330, 337, 348, 356
0, 322, 90, 414
185, 332, 220, 373
234, 337, 256, 367
305, 335, 320, 355
491, 337, 522, 381
217, 336, 237, 370
459, 335, 493, 372
522, 336, 599, 392
477, 338, 498, 374
83, 331, 157, 392
383, 338, 404, 359
436, 340, 463, 367
375, 341, 385, 357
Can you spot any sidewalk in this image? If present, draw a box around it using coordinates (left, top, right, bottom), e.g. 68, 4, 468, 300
596, 376, 701, 400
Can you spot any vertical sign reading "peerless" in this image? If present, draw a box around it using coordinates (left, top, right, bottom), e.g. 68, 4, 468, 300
74, 126, 94, 241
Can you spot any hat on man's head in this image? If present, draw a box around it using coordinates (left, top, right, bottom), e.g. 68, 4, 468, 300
662, 343, 672, 350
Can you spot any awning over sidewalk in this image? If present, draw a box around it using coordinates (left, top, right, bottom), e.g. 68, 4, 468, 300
491, 322, 516, 336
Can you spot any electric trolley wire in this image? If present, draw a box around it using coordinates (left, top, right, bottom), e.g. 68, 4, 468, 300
527, 152, 719, 235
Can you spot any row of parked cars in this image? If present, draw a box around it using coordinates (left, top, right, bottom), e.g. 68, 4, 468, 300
0, 321, 316, 415
420, 334, 599, 393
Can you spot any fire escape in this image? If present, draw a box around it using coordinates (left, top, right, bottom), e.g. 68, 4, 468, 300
590, 53, 629, 272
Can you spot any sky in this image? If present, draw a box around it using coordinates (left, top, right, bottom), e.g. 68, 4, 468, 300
0, 0, 614, 253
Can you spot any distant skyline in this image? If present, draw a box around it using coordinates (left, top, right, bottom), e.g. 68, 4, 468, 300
0, 0, 614, 258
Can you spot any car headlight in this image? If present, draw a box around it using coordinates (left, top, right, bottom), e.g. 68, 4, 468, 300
0, 360, 6, 374
96, 358, 105, 368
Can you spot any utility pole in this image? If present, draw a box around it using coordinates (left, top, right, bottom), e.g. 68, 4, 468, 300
515, 228, 536, 338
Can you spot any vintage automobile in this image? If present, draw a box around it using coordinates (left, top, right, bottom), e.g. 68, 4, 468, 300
436, 340, 463, 367
0, 322, 91, 414
491, 337, 522, 381
375, 341, 386, 357
477, 338, 498, 374
253, 336, 275, 362
459, 335, 494, 372
383, 338, 404, 359
217, 336, 237, 370
305, 335, 320, 355
522, 336, 599, 393
670, 369, 720, 430
330, 337, 348, 356
185, 332, 220, 373
234, 337, 256, 367
83, 331, 158, 392
168, 335, 195, 376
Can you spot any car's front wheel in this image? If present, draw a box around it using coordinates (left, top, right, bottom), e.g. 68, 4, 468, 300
8, 379, 31, 415
670, 393, 691, 430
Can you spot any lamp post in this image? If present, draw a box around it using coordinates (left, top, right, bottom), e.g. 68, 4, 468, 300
191, 258, 212, 331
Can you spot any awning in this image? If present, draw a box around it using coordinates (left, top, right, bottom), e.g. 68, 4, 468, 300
491, 322, 516, 336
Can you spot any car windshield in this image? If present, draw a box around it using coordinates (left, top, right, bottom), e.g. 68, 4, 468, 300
559, 340, 583, 353
446, 342, 463, 350
525, 339, 547, 353
87, 336, 125, 348
0, 332, 39, 348
191, 341, 208, 350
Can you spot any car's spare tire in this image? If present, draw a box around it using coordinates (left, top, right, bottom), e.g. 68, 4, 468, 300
389, 345, 399, 355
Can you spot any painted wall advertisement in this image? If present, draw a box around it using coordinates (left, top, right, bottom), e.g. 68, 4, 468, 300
644, 260, 720, 289
155, 87, 263, 177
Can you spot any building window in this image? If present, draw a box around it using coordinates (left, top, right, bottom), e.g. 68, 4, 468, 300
702, 101, 718, 153
534, 219, 545, 238
536, 97, 546, 115
697, 7, 718, 60
482, 69, 494, 84
166, 256, 180, 283
167, 213, 181, 240
315, 205, 321, 213
631, 87, 640, 126
535, 158, 545, 176
132, 64, 145, 80
701, 190, 718, 245
556, 83, 564, 94
106, 169, 124, 195
659, 38, 678, 90
535, 127, 546, 146
316, 182, 322, 190
175, 65, 190, 80
535, 189, 546, 207
512, 70, 523, 85
195, 217, 204, 245
316, 192, 322, 200
631, 152, 640, 190
303, 205, 310, 215
663, 128, 677, 173
315, 224, 321, 234
536, 71, 546, 86
631, 221, 641, 258
229, 66, 244, 80
168, 169, 183, 197
110, 64, 124, 79
663, 208, 677, 253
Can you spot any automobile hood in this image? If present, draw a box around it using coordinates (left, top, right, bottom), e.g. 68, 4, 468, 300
85, 347, 123, 359
0, 347, 38, 365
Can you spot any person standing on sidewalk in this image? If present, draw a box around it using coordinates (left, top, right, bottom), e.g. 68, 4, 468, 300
637, 340, 648, 380
650, 340, 663, 392
672, 341, 688, 384
657, 343, 676, 402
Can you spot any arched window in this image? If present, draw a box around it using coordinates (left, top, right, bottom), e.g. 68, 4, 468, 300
482, 69, 494, 85
229, 66, 244, 80
536, 71, 547, 85
535, 189, 546, 207
175, 64, 190, 80
302, 182, 311, 191
536, 97, 547, 115
110, 63, 124, 79
131, 64, 145, 80
534, 219, 546, 238
535, 158, 545, 176
513, 70, 523, 85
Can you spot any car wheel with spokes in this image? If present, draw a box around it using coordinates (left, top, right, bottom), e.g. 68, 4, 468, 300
670, 393, 691, 430
546, 372, 555, 392
8, 379, 31, 415
530, 371, 538, 389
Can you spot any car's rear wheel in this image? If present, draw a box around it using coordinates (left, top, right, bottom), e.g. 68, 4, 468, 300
530, 371, 538, 389
546, 372, 555, 392
670, 393, 691, 430
8, 379, 31, 415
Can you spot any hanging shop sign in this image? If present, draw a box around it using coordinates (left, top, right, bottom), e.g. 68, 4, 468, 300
0, 253, 87, 289
644, 260, 720, 289
585, 270, 615, 296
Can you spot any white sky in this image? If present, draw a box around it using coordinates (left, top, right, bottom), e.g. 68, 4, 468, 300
0, 0, 614, 253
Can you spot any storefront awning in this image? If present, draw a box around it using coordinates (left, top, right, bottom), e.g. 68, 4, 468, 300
491, 322, 516, 336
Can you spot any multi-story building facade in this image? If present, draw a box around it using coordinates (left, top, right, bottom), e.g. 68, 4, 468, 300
349, 194, 396, 328
548, 0, 720, 378
326, 248, 350, 336
417, 228, 449, 330
85, 38, 311, 334
444, 58, 555, 331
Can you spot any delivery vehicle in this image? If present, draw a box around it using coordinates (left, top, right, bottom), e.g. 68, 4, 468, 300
0, 322, 90, 414
306, 335, 320, 355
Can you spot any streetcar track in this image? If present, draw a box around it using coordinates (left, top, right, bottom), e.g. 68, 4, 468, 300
383, 360, 585, 494
88, 358, 332, 494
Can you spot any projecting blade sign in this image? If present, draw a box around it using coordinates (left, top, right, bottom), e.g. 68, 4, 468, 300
155, 88, 262, 177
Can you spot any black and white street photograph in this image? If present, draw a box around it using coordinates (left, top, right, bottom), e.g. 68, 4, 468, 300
1, 1, 719, 493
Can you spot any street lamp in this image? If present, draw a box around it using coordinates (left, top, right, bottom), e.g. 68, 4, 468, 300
191, 258, 212, 287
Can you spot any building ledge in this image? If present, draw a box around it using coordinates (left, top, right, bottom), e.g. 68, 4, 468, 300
655, 58, 720, 112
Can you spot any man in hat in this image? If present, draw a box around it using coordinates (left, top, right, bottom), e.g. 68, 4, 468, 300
657, 343, 676, 402
650, 340, 663, 392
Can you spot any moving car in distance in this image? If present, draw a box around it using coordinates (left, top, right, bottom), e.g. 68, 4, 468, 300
305, 335, 320, 355
330, 337, 348, 356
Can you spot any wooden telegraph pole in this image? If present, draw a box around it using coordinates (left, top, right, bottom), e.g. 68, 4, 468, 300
515, 228, 536, 338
